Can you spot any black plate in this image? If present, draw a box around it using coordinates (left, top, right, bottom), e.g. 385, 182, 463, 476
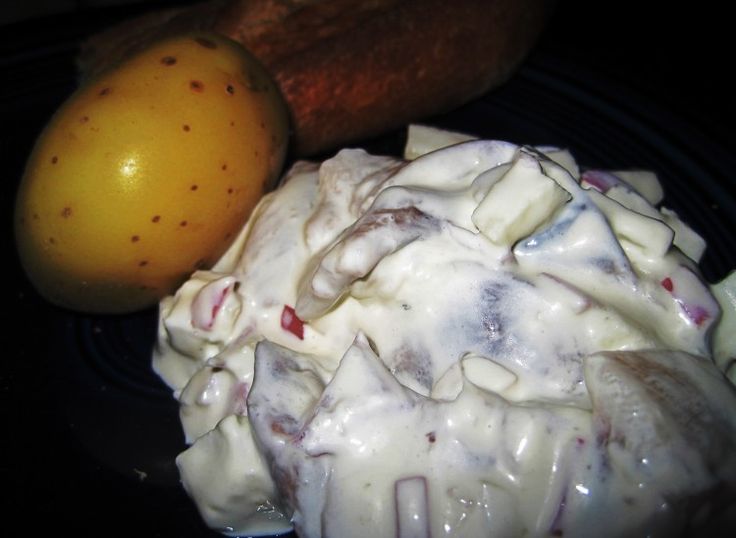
3, 3, 735, 537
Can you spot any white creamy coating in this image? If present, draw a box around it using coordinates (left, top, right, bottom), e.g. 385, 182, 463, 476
153, 127, 736, 537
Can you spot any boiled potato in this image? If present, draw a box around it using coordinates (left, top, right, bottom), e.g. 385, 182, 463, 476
14, 33, 289, 313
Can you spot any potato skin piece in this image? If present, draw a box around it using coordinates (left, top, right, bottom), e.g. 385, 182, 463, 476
79, 0, 555, 156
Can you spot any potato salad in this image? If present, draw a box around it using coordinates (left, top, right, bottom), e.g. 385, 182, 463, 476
153, 126, 736, 537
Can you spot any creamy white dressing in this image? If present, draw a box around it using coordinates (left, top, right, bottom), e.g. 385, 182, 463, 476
153, 127, 736, 537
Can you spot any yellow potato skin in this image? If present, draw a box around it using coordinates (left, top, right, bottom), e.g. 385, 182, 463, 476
14, 33, 289, 313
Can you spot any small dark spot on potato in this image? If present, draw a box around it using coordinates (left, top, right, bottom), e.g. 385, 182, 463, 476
49, 237, 56, 244
194, 37, 217, 49
61, 207, 72, 218
226, 84, 235, 95
139, 260, 148, 267
151, 215, 161, 223
227, 188, 234, 194
183, 124, 191, 132
180, 220, 188, 227
190, 80, 204, 92
221, 164, 228, 171
33, 213, 39, 220
230, 121, 235, 127
99, 87, 111, 96
190, 184, 198, 191
79, 116, 89, 124
260, 121, 266, 129
161, 56, 177, 66
131, 235, 140, 242
51, 156, 58, 164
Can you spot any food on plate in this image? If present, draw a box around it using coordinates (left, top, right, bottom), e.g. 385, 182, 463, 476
77, 0, 555, 156
21, 0, 552, 313
14, 33, 288, 313
153, 126, 736, 536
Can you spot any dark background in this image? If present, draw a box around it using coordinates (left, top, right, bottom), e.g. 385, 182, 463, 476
1, 1, 734, 536
545, 1, 733, 144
